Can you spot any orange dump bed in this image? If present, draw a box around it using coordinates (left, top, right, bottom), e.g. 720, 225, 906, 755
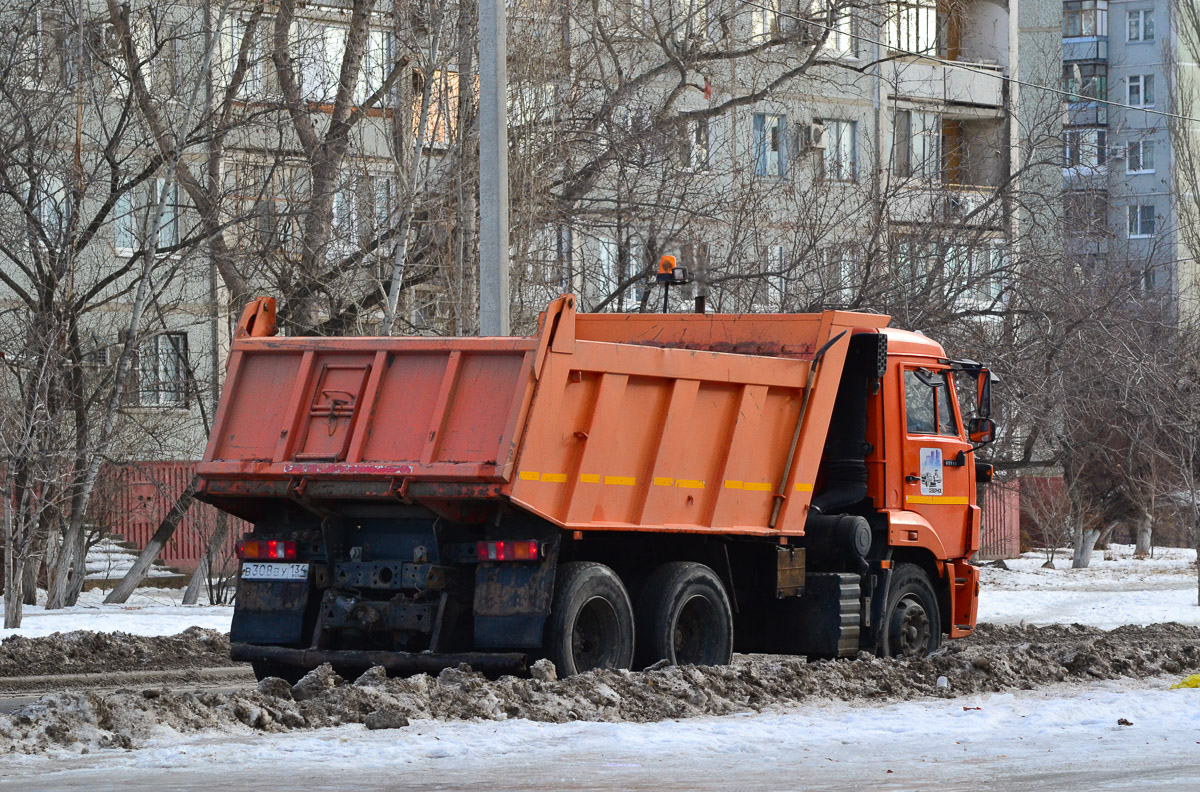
197, 296, 888, 536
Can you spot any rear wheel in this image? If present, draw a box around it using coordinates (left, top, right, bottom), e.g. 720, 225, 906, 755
544, 562, 635, 676
635, 562, 733, 669
878, 563, 942, 658
250, 659, 306, 685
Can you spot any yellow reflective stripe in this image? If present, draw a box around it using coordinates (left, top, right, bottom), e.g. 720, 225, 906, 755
541, 473, 567, 483
605, 475, 636, 486
676, 479, 705, 489
519, 471, 540, 481
579, 473, 602, 483
653, 477, 674, 487
724, 480, 743, 489
794, 482, 814, 492
906, 495, 969, 505
744, 482, 773, 492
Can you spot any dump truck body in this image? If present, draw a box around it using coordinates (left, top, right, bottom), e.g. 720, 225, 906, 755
198, 296, 991, 678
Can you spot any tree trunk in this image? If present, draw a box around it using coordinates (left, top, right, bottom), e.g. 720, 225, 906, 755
3, 503, 21, 629
1072, 521, 1113, 569
21, 555, 38, 606
1134, 509, 1153, 559
182, 513, 228, 606
103, 477, 198, 604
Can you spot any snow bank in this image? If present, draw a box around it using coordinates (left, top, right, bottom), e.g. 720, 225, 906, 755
0, 588, 232, 641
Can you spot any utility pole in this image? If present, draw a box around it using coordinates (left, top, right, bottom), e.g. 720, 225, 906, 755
478, 0, 510, 335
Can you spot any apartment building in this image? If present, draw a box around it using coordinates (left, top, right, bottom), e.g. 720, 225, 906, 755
1, 1, 1066, 469
503, 0, 1062, 328
1062, 0, 1191, 312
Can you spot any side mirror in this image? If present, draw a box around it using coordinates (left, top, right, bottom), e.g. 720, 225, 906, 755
968, 416, 996, 444
976, 369, 992, 419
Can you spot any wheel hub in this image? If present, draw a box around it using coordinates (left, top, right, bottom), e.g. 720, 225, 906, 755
889, 596, 931, 657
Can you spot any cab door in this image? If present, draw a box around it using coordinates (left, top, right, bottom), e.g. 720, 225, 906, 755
899, 366, 972, 557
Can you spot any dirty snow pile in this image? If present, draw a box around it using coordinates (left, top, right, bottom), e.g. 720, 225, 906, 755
0, 628, 230, 678
2, 622, 1198, 756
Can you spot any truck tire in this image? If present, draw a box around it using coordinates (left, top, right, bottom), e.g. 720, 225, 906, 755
635, 562, 733, 669
250, 659, 306, 685
878, 563, 941, 658
544, 562, 635, 676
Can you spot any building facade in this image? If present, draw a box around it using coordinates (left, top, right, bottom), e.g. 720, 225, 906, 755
1062, 0, 1191, 313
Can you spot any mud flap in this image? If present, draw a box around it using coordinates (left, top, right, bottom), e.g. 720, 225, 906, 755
231, 577, 312, 646
948, 560, 979, 638
472, 538, 559, 649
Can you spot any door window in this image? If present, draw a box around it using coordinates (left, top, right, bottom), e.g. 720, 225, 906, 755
904, 369, 959, 436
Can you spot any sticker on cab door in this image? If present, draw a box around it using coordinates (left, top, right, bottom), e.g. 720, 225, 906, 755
920, 448, 943, 496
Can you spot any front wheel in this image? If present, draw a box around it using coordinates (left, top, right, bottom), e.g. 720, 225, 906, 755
544, 562, 635, 677
635, 562, 733, 669
877, 563, 942, 658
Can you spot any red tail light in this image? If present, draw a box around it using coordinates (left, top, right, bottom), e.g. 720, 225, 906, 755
477, 540, 539, 561
236, 539, 297, 560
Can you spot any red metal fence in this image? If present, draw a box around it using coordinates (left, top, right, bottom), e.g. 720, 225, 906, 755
93, 462, 251, 574
977, 478, 1020, 560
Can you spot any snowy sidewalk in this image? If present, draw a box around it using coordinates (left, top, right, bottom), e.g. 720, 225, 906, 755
4, 678, 1197, 791
0, 588, 232, 641
978, 545, 1200, 628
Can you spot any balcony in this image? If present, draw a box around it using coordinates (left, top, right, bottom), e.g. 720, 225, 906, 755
887, 60, 1005, 111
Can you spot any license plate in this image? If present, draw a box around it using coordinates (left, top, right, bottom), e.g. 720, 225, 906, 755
242, 562, 310, 581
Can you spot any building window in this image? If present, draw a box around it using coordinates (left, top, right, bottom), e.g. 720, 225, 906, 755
680, 119, 710, 170
17, 11, 47, 88
1128, 74, 1154, 107
751, 0, 780, 43
810, 1, 853, 55
893, 110, 939, 178
140, 332, 190, 407
1127, 10, 1153, 41
887, 0, 937, 54
35, 174, 69, 243
753, 113, 787, 178
414, 70, 462, 147
1127, 140, 1155, 173
1064, 1, 1107, 37
1127, 204, 1155, 238
821, 119, 856, 181
597, 236, 619, 298
766, 243, 787, 309
672, 0, 708, 42
1065, 190, 1107, 235
1064, 128, 1107, 167
113, 180, 182, 254
155, 179, 180, 249
1063, 63, 1107, 102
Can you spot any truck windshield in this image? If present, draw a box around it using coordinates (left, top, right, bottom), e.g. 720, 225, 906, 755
905, 370, 959, 436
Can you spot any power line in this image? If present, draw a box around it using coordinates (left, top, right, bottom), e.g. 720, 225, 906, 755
735, 0, 1200, 125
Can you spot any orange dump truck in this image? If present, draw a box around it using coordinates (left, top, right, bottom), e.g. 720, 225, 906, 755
197, 295, 996, 680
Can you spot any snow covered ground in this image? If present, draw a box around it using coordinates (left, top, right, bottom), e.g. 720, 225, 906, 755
978, 544, 1199, 628
0, 587, 232, 641
3, 678, 1197, 791
3, 543, 1199, 789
